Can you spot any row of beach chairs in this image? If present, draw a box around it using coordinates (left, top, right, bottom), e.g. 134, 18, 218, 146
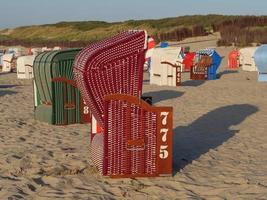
228, 46, 267, 81
150, 46, 222, 87
17, 31, 267, 177
0, 46, 61, 76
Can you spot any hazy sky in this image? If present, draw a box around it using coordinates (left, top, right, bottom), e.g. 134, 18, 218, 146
1, 0, 267, 28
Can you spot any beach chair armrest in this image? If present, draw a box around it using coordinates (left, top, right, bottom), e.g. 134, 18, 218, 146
161, 61, 177, 68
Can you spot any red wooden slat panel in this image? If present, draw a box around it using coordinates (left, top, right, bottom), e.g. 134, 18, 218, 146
101, 94, 173, 177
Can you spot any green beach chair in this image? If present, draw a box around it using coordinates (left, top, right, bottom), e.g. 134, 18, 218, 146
33, 48, 91, 125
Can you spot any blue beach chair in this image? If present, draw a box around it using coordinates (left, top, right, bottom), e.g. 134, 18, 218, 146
254, 45, 267, 82
196, 48, 222, 80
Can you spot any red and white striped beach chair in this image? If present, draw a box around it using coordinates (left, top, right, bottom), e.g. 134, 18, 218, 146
143, 36, 155, 72
73, 31, 173, 177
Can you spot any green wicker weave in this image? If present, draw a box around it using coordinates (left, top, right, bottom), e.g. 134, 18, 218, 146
33, 49, 91, 125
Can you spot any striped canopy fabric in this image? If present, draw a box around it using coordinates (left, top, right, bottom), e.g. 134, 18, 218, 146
73, 30, 147, 127
196, 48, 215, 57
195, 48, 215, 62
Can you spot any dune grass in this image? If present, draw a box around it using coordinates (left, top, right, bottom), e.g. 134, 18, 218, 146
0, 15, 266, 47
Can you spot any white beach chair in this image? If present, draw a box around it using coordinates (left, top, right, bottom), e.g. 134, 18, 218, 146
30, 48, 42, 55
150, 47, 183, 86
53, 46, 61, 51
8, 47, 26, 57
41, 47, 52, 52
2, 53, 15, 72
16, 55, 36, 79
239, 47, 258, 72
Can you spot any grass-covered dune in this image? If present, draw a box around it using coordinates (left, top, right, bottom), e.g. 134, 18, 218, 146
0, 15, 267, 47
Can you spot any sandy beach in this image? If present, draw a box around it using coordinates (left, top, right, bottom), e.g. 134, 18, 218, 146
1, 40, 267, 199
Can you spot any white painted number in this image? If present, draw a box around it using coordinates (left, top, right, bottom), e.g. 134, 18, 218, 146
159, 145, 169, 159
83, 106, 89, 114
160, 112, 169, 125
159, 112, 170, 159
83, 99, 89, 115
160, 128, 168, 142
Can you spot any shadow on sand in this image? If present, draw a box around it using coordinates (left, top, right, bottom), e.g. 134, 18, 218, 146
217, 70, 239, 79
181, 80, 206, 87
143, 90, 184, 104
173, 104, 258, 174
0, 90, 17, 97
0, 84, 18, 89
0, 72, 10, 76
143, 79, 150, 85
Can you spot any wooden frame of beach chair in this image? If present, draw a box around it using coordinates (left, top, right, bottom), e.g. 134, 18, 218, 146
51, 77, 91, 124
73, 30, 173, 177
190, 55, 212, 80
192, 49, 222, 80
102, 94, 173, 177
89, 94, 153, 139
160, 61, 182, 86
